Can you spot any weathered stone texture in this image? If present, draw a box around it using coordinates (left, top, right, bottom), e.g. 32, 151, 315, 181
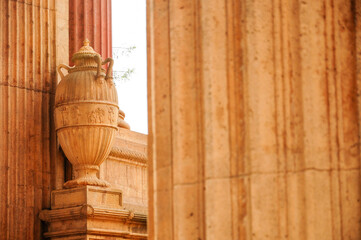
0, 0, 68, 239
102, 128, 148, 214
39, 186, 147, 239
147, 0, 361, 239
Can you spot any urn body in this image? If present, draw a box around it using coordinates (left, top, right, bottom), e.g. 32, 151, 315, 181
55, 41, 118, 188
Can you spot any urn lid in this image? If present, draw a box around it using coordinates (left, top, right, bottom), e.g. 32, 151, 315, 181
71, 39, 101, 63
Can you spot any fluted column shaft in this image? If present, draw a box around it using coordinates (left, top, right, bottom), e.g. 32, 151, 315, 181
69, 0, 112, 63
147, 0, 361, 239
0, 0, 68, 239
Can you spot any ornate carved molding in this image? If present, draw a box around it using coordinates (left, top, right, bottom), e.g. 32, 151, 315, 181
40, 186, 147, 239
55, 103, 118, 130
109, 145, 147, 166
108, 129, 148, 166
44, 229, 147, 239
39, 204, 146, 223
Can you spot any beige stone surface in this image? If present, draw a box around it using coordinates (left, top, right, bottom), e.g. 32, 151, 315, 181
147, 0, 361, 239
0, 0, 68, 239
2, 0, 361, 239
53, 0, 69, 190
101, 128, 148, 214
40, 186, 147, 240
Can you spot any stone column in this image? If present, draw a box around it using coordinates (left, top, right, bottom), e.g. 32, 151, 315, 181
0, 0, 68, 239
69, 0, 112, 62
147, 0, 361, 239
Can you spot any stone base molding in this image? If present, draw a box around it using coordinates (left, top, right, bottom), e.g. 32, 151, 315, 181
40, 186, 147, 240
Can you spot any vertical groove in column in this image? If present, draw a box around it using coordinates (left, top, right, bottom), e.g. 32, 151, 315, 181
334, 0, 360, 238
325, 0, 340, 238
286, 0, 306, 238
355, 0, 361, 237
83, 0, 87, 41
35, 3, 41, 236
194, 0, 205, 239
167, 0, 174, 238
226, 0, 246, 238
107, 0, 112, 60
281, 1, 291, 238
272, 0, 289, 238
21, 1, 27, 237
72, 0, 77, 54
14, 1, 19, 238
98, 2, 105, 53
8, 2, 14, 239
92, 0, 96, 50
240, 0, 253, 238
0, 0, 9, 235
282, 1, 292, 238
97, 0, 102, 54
94, 0, 99, 53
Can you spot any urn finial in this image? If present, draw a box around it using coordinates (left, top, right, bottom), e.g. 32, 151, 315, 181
84, 38, 90, 46
71, 39, 100, 64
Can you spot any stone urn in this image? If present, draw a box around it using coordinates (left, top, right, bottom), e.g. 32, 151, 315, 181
55, 39, 118, 188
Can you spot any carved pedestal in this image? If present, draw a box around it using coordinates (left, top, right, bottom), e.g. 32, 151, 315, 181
39, 186, 147, 240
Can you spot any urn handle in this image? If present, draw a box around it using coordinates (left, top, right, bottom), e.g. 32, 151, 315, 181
57, 64, 71, 81
94, 55, 102, 79
102, 58, 114, 80
94, 55, 114, 81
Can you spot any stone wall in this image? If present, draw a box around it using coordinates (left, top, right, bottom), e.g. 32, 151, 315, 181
147, 0, 361, 239
102, 128, 148, 214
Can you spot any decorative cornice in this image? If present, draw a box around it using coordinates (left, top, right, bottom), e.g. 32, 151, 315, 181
109, 146, 147, 166
44, 228, 147, 239
87, 229, 147, 239
39, 204, 147, 223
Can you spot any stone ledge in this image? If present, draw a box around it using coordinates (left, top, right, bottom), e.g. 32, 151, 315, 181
39, 205, 146, 223
43, 229, 147, 239
109, 128, 148, 166
109, 146, 147, 166
51, 186, 123, 210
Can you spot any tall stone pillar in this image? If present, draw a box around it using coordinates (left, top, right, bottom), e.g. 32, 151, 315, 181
69, 0, 112, 63
147, 0, 361, 239
0, 0, 68, 239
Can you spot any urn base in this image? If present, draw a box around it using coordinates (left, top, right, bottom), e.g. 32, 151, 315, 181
64, 164, 110, 188
64, 176, 110, 188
